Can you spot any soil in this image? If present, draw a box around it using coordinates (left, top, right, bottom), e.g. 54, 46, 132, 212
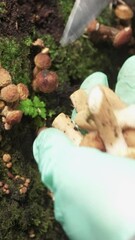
0, 0, 64, 41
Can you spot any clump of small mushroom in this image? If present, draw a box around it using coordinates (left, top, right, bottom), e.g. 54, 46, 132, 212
2, 153, 12, 169
86, 1, 134, 48
0, 181, 10, 195
52, 84, 135, 159
14, 175, 31, 195
0, 174, 31, 196
0, 65, 29, 130
32, 39, 59, 93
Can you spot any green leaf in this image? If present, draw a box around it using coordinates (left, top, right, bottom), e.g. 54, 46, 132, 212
18, 96, 47, 119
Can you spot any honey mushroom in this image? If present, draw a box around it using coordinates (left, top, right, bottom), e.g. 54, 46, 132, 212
2, 183, 10, 195
52, 113, 83, 146
17, 83, 29, 100
0, 84, 20, 103
2, 153, 12, 168
1, 107, 23, 130
0, 66, 12, 88
88, 85, 135, 158
14, 175, 31, 195
32, 70, 58, 93
86, 19, 133, 48
52, 84, 135, 159
32, 43, 59, 93
70, 89, 97, 131
0, 70, 29, 130
114, 3, 134, 22
33, 47, 51, 77
34, 51, 51, 70
86, 1, 134, 48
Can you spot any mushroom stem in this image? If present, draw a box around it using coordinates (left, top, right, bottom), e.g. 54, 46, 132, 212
115, 105, 135, 129
70, 89, 88, 112
70, 89, 96, 131
87, 20, 132, 47
52, 113, 83, 145
123, 128, 135, 148
80, 131, 106, 151
126, 147, 135, 159
87, 20, 119, 37
88, 85, 128, 157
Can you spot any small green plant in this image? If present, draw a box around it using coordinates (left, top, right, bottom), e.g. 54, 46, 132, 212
19, 96, 46, 119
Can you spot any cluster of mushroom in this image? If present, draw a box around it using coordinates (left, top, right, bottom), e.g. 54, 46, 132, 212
32, 39, 58, 93
0, 66, 29, 130
0, 150, 31, 195
0, 175, 31, 196
52, 84, 135, 159
86, 1, 134, 47
0, 181, 10, 195
2, 153, 12, 169
14, 175, 31, 195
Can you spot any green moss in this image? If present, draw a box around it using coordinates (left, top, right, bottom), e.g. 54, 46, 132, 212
57, 0, 74, 22
39, 34, 113, 87
0, 2, 7, 14
0, 37, 32, 85
0, 31, 115, 93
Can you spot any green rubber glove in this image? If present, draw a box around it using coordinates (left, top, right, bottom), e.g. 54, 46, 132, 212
80, 71, 109, 92
115, 55, 135, 105
33, 128, 135, 240
33, 60, 135, 240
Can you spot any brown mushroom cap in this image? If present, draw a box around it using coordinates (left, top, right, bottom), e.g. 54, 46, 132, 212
6, 110, 23, 125
2, 153, 11, 163
17, 83, 29, 100
113, 27, 132, 47
0, 100, 5, 111
0, 67, 12, 88
114, 4, 134, 20
33, 66, 41, 78
1, 84, 20, 102
32, 70, 58, 93
87, 20, 100, 33
34, 52, 52, 69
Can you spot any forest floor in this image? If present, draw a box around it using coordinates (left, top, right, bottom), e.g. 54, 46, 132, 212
0, 1, 135, 239
0, 1, 70, 239
0, 0, 64, 41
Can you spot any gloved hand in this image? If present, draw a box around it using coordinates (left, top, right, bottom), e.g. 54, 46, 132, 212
33, 56, 135, 240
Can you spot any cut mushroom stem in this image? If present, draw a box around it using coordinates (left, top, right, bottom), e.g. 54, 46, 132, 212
70, 89, 96, 131
123, 128, 135, 148
70, 89, 88, 112
115, 105, 135, 129
80, 131, 106, 151
74, 110, 96, 131
126, 147, 135, 159
52, 113, 83, 145
88, 85, 129, 157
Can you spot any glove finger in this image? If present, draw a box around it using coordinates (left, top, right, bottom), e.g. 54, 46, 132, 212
115, 56, 135, 105
80, 71, 109, 93
71, 71, 109, 120
33, 128, 74, 165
